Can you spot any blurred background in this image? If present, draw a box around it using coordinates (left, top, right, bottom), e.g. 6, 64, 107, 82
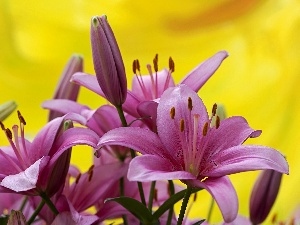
0, 0, 299, 223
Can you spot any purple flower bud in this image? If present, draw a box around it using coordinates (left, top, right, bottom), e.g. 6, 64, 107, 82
49, 55, 82, 120
90, 15, 127, 106
250, 169, 283, 224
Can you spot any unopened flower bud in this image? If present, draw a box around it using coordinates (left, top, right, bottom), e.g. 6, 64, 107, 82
49, 55, 82, 120
250, 169, 283, 225
0, 101, 17, 122
91, 15, 127, 106
7, 210, 26, 225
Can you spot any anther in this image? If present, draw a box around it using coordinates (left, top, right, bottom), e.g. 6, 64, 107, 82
202, 122, 209, 136
153, 54, 158, 72
136, 59, 140, 72
75, 173, 81, 184
215, 116, 220, 129
180, 119, 185, 132
132, 60, 137, 74
169, 57, 175, 72
5, 128, 13, 140
188, 97, 193, 111
170, 107, 175, 119
193, 193, 197, 201
212, 103, 217, 117
17, 111, 26, 125
88, 165, 94, 182
0, 121, 5, 130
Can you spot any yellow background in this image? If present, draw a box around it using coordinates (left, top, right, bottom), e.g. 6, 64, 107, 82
1, 0, 299, 223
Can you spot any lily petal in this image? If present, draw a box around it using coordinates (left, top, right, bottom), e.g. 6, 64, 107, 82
128, 155, 195, 181
71, 72, 104, 96
97, 127, 172, 159
179, 51, 228, 92
189, 176, 238, 223
205, 145, 289, 177
42, 99, 90, 116
0, 157, 49, 192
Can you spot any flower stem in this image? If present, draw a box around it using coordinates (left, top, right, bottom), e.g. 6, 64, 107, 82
115, 104, 147, 206
166, 180, 175, 225
26, 199, 45, 225
119, 176, 128, 225
177, 185, 193, 225
207, 197, 215, 223
40, 192, 59, 215
148, 181, 156, 211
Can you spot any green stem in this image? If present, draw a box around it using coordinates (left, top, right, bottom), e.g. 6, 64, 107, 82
26, 199, 45, 225
207, 197, 215, 223
19, 196, 28, 212
119, 177, 129, 225
166, 180, 175, 225
177, 185, 193, 225
148, 181, 156, 211
40, 192, 59, 215
115, 104, 146, 206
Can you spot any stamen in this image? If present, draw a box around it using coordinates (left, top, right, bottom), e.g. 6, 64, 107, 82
169, 57, 175, 72
132, 60, 137, 74
180, 119, 185, 132
153, 54, 158, 72
5, 128, 12, 139
212, 103, 217, 117
170, 107, 175, 119
193, 193, 197, 201
146, 64, 157, 99
17, 111, 26, 125
136, 59, 140, 72
215, 116, 220, 129
188, 97, 193, 111
202, 122, 209, 136
75, 173, 81, 184
88, 165, 94, 182
0, 121, 5, 130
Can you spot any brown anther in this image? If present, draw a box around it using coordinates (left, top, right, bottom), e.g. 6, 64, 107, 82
5, 128, 13, 140
153, 54, 158, 72
88, 169, 93, 182
0, 121, 5, 130
170, 107, 175, 119
88, 165, 95, 173
271, 213, 277, 224
17, 110, 26, 125
202, 122, 208, 136
75, 173, 81, 184
193, 193, 197, 201
212, 103, 217, 117
132, 60, 137, 74
188, 97, 193, 111
88, 165, 94, 182
180, 119, 185, 132
169, 57, 175, 72
136, 59, 140, 72
215, 116, 220, 129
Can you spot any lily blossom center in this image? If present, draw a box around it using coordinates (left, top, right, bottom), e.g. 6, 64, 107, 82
170, 98, 220, 179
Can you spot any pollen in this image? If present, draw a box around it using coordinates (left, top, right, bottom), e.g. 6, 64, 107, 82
5, 128, 13, 140
202, 122, 209, 136
153, 54, 158, 72
170, 107, 175, 119
180, 119, 185, 132
169, 57, 175, 72
17, 110, 26, 125
212, 103, 217, 117
215, 115, 220, 129
188, 97, 193, 111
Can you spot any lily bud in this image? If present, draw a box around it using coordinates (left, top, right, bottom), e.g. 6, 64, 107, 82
7, 210, 26, 225
250, 169, 283, 225
49, 55, 82, 120
0, 101, 17, 121
91, 15, 127, 106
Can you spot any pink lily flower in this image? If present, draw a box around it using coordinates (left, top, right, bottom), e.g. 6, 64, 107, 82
97, 84, 289, 222
71, 51, 228, 118
0, 112, 99, 196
